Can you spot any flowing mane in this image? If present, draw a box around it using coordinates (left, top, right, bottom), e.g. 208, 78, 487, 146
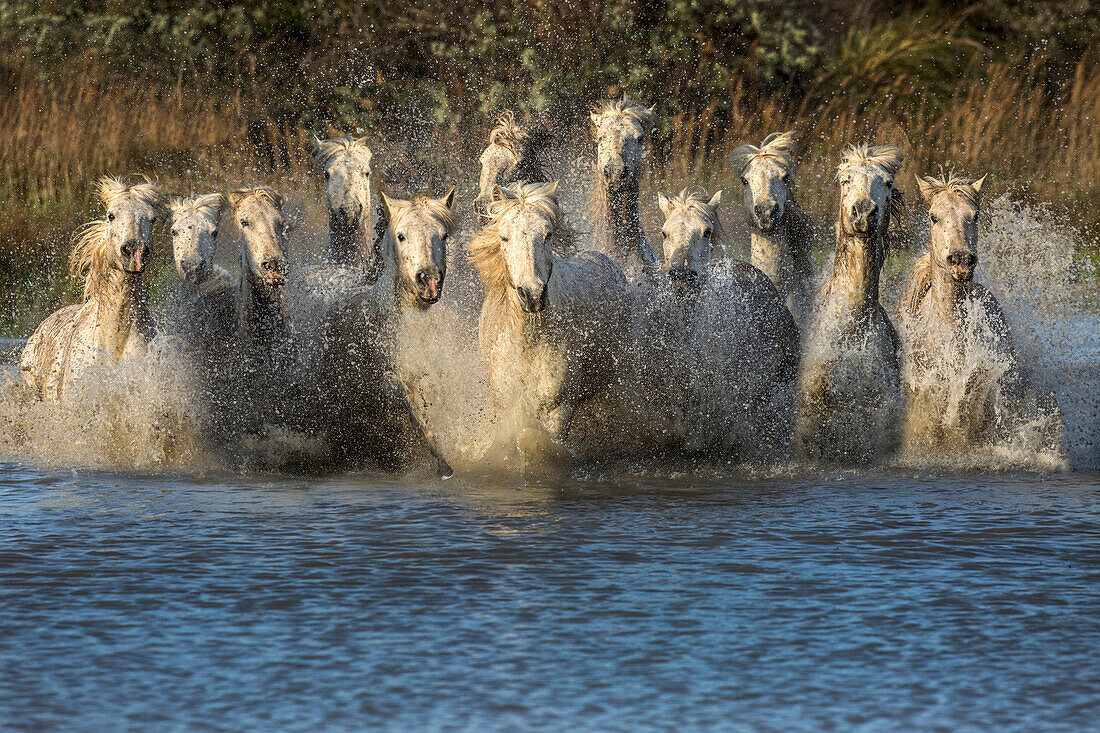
467, 181, 574, 297
229, 185, 285, 210
730, 130, 797, 173
661, 187, 726, 247
488, 111, 530, 157
312, 135, 373, 167
70, 176, 165, 301
97, 175, 166, 211
900, 252, 934, 317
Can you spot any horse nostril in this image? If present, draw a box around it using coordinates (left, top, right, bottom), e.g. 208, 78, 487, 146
261, 259, 281, 272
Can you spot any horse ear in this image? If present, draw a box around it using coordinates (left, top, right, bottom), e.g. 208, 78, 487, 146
657, 192, 671, 216
441, 187, 457, 211
971, 173, 988, 195
545, 180, 560, 196
310, 134, 323, 156
227, 190, 247, 209
708, 190, 722, 209
916, 176, 938, 203
589, 110, 600, 128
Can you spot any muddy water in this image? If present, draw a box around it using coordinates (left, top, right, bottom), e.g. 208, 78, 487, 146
0, 464, 1097, 729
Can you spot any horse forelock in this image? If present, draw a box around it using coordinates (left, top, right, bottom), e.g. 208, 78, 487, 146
97, 175, 166, 213
592, 97, 654, 133
388, 193, 456, 234
229, 186, 285, 211
837, 143, 905, 180
663, 188, 724, 245
920, 173, 981, 208
314, 136, 372, 168
169, 193, 225, 221
732, 131, 797, 173
488, 111, 530, 156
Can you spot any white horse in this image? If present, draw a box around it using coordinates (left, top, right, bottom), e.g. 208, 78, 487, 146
228, 186, 291, 346
167, 194, 236, 350
467, 181, 630, 461
20, 176, 165, 399
794, 144, 906, 464
731, 131, 815, 325
898, 172, 1065, 463
316, 187, 459, 476
589, 97, 658, 280
645, 188, 799, 458
474, 111, 551, 224
312, 135, 386, 279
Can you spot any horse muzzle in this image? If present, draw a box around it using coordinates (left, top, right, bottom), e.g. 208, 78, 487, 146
668, 267, 700, 294
415, 268, 444, 305
516, 283, 548, 313
123, 243, 149, 273
753, 203, 780, 232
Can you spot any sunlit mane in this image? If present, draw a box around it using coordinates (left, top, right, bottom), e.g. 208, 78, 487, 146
662, 187, 725, 245
918, 172, 982, 208
731, 131, 797, 172
96, 175, 166, 211
838, 143, 905, 179
228, 186, 285, 211
169, 193, 226, 220
488, 111, 529, 156
467, 182, 573, 297
386, 193, 457, 233
592, 97, 654, 131
312, 135, 373, 167
70, 219, 111, 302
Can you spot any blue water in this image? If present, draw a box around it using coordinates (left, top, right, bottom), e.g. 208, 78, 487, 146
1, 463, 1098, 730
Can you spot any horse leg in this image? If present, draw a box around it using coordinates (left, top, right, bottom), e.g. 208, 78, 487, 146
387, 372, 453, 479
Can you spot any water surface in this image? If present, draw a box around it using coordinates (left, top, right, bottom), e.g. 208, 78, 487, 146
1, 464, 1097, 730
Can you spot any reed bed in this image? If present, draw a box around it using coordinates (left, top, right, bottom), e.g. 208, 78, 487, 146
1, 51, 1098, 335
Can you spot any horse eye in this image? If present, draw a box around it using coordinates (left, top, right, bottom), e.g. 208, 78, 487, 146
500, 235, 509, 242
740, 177, 748, 186
107, 213, 116, 221
397, 233, 405, 242
171, 229, 178, 236
240, 219, 249, 227
781, 173, 790, 183
441, 232, 448, 242
661, 231, 668, 238
324, 171, 330, 180
930, 214, 939, 224
211, 229, 218, 238
704, 229, 713, 238
886, 180, 894, 188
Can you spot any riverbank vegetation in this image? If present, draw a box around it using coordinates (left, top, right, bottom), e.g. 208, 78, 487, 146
1, 0, 1097, 334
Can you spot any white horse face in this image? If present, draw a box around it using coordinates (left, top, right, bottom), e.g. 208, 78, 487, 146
592, 113, 646, 193
322, 146, 372, 221
741, 157, 790, 232
923, 177, 985, 282
170, 197, 223, 284
235, 195, 288, 288
105, 195, 158, 274
838, 163, 895, 238
658, 191, 721, 293
496, 205, 554, 313
386, 189, 455, 306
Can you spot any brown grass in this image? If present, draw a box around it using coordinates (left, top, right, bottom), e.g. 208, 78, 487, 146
1, 53, 1098, 335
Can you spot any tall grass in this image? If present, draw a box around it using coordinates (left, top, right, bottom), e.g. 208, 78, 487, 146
1, 28, 1098, 335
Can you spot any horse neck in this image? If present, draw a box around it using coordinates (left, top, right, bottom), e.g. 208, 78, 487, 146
825, 228, 885, 314
600, 177, 645, 262
926, 261, 970, 321
91, 268, 151, 353
750, 226, 791, 284
239, 269, 286, 343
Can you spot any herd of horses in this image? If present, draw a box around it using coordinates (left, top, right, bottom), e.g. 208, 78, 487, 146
16, 98, 1063, 475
